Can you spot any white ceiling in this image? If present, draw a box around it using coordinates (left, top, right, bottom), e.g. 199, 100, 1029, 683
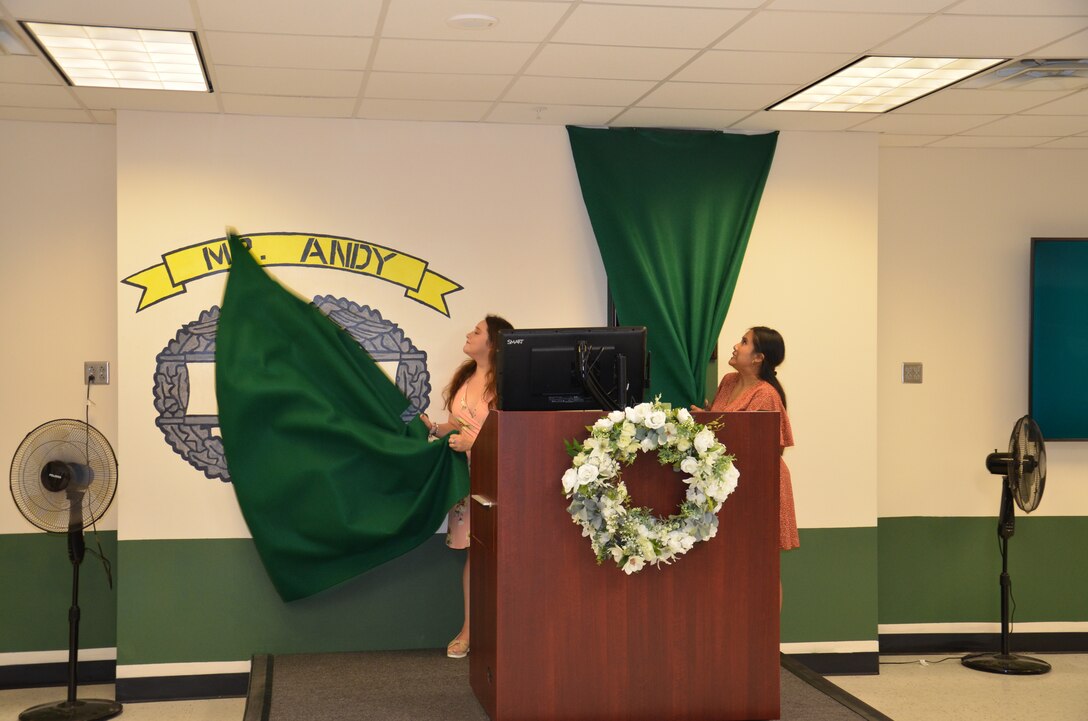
2, 0, 1088, 148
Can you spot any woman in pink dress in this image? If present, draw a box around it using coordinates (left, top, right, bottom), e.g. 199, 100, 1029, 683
420, 314, 512, 659
705, 326, 799, 552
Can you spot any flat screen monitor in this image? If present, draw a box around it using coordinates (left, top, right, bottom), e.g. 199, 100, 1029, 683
496, 327, 649, 411
1030, 237, 1088, 440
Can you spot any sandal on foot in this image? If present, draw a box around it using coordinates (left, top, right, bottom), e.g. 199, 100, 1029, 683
447, 639, 470, 659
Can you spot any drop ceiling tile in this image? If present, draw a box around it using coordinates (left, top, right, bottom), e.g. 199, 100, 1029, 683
487, 102, 621, 125
877, 134, 942, 147
90, 109, 116, 123
366, 72, 511, 101
1022, 89, 1088, 115
596, 0, 762, 7
526, 44, 699, 81
0, 82, 79, 108
612, 106, 750, 129
875, 15, 1085, 57
949, 0, 1088, 15
382, 0, 570, 42
1034, 28, 1088, 56
356, 97, 490, 121
504, 75, 655, 106
204, 32, 373, 70
3, 0, 195, 28
732, 109, 870, 131
0, 55, 64, 85
850, 112, 999, 134
715, 11, 922, 53
221, 93, 356, 117
196, 0, 382, 35
551, 4, 749, 49
960, 114, 1088, 136
676, 50, 853, 84
374, 39, 537, 74
73, 87, 220, 112
768, 0, 948, 10
900, 89, 1074, 115
640, 81, 794, 110
0, 106, 93, 122
1037, 136, 1088, 148
929, 135, 1056, 148
215, 66, 364, 97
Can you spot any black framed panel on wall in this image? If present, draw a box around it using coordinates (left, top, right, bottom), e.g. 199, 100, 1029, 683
1030, 238, 1088, 440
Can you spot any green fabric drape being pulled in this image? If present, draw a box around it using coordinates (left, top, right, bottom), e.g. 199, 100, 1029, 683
215, 233, 469, 602
567, 127, 778, 408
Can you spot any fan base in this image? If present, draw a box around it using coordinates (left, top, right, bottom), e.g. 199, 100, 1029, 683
19, 699, 122, 721
962, 652, 1051, 675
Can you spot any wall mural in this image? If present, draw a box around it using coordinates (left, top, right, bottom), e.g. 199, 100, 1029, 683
125, 232, 462, 482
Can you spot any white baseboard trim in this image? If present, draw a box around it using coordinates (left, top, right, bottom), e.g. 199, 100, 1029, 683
780, 641, 878, 654
0, 648, 116, 666
115, 661, 250, 678
879, 622, 1088, 634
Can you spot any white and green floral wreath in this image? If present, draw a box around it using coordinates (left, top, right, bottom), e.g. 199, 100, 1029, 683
562, 398, 740, 575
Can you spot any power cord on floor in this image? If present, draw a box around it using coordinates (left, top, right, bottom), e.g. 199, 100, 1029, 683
880, 656, 963, 666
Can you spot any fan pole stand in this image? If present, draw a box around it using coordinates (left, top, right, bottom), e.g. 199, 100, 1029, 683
18, 531, 123, 721
961, 532, 1051, 676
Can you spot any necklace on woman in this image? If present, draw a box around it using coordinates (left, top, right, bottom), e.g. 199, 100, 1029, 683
460, 385, 478, 419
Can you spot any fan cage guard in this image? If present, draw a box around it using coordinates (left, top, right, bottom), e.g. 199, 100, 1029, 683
1011, 416, 1045, 513
9, 419, 118, 533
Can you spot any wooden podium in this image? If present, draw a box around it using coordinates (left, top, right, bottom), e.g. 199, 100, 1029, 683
468, 411, 780, 721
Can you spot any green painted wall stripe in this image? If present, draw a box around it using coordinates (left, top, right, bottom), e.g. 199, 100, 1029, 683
116, 536, 465, 665
781, 526, 878, 643
0, 532, 117, 653
878, 516, 1088, 624
11, 519, 1080, 665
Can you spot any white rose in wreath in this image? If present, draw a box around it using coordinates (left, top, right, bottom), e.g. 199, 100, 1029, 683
645, 409, 668, 429
693, 428, 716, 454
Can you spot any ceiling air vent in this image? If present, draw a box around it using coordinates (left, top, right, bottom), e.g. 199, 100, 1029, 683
962, 59, 1088, 91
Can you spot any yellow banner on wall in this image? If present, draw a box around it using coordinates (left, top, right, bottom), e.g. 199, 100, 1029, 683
122, 232, 462, 316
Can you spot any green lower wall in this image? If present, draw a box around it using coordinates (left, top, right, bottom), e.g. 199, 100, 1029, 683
115, 535, 465, 664
0, 531, 117, 653
781, 526, 878, 643
5, 517, 1085, 666
878, 516, 1088, 624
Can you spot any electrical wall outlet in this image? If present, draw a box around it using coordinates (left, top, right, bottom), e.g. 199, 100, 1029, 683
85, 361, 110, 385
903, 362, 923, 384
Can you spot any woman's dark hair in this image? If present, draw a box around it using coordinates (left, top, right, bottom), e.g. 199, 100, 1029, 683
444, 314, 514, 411
750, 326, 787, 409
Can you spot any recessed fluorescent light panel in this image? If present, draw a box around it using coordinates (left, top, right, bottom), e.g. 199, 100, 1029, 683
769, 56, 1006, 113
22, 21, 210, 91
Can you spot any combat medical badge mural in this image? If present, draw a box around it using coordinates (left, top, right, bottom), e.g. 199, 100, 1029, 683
124, 232, 459, 481
122, 232, 462, 316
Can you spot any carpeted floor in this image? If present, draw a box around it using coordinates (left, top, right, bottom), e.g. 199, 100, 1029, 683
245, 650, 891, 721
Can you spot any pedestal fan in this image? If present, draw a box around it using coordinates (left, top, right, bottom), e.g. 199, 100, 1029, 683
962, 415, 1050, 675
9, 419, 122, 720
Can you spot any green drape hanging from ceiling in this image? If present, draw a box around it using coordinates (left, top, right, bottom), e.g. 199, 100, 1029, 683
567, 126, 778, 408
215, 233, 468, 602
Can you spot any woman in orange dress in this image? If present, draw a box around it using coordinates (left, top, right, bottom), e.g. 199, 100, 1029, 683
420, 314, 512, 659
706, 326, 799, 552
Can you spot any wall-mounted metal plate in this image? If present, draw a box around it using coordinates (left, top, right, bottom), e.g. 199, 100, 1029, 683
85, 361, 110, 385
903, 362, 923, 384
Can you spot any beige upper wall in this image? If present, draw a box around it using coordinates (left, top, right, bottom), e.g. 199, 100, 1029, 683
0, 120, 118, 533
878, 147, 1088, 518
725, 131, 879, 531
9, 114, 1084, 540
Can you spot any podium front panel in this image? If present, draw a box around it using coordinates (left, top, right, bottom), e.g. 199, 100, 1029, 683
470, 410, 780, 721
